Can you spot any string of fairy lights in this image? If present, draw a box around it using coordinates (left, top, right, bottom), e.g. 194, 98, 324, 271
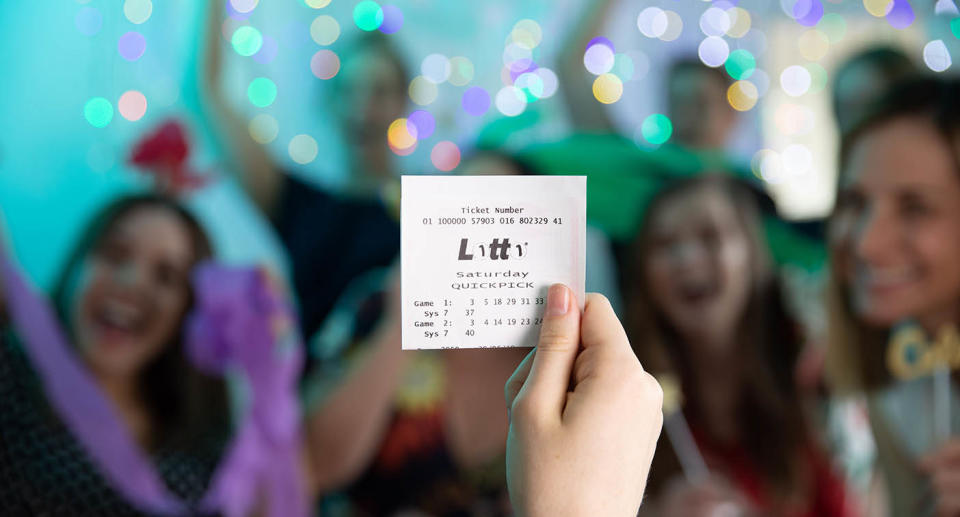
74, 0, 959, 186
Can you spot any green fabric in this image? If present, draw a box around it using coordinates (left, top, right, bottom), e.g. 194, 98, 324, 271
516, 132, 826, 272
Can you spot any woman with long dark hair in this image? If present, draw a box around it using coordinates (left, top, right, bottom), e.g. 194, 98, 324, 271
0, 193, 308, 515
622, 175, 852, 516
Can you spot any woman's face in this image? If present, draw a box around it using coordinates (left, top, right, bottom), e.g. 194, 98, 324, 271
71, 206, 196, 380
644, 185, 752, 347
834, 117, 960, 330
335, 47, 406, 150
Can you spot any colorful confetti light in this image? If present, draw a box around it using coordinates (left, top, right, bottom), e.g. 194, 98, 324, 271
379, 5, 404, 34
641, 114, 673, 146
310, 15, 340, 46
305, 0, 331, 8
409, 76, 439, 105
387, 118, 417, 150
698, 36, 730, 67
408, 110, 435, 139
247, 77, 277, 108
84, 97, 113, 128
512, 19, 543, 49
232, 26, 263, 56
118, 32, 147, 61
230, 0, 258, 14
725, 49, 756, 80
781, 65, 812, 97
421, 54, 451, 84
249, 114, 279, 144
727, 81, 759, 111
448, 56, 475, 86
923, 39, 952, 72
118, 91, 147, 121
495, 86, 527, 117
431, 141, 461, 172
311, 49, 340, 79
584, 43, 615, 75
123, 0, 153, 25
289, 134, 318, 164
638, 7, 669, 39
592, 73, 623, 104
354, 1, 384, 31
462, 86, 491, 116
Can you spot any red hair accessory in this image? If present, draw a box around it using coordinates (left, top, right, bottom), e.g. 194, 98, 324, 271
129, 120, 208, 194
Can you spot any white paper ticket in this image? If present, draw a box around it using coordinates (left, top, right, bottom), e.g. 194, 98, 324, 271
401, 175, 586, 350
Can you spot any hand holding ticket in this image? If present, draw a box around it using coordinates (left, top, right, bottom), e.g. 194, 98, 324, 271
401, 175, 586, 350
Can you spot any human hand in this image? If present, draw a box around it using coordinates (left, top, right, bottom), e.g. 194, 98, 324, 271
505, 284, 664, 517
920, 438, 960, 517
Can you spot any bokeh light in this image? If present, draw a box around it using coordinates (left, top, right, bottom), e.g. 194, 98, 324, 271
504, 43, 534, 73
725, 49, 756, 80
806, 62, 828, 94
820, 13, 847, 42
660, 10, 683, 42
123, 0, 152, 24
952, 18, 960, 39
310, 15, 340, 46
798, 29, 830, 61
923, 39, 952, 72
408, 110, 435, 139
792, 0, 824, 27
584, 43, 615, 75
637, 7, 668, 38
864, 0, 893, 17
310, 49, 340, 79
698, 36, 730, 67
409, 76, 439, 105
495, 86, 527, 116
727, 80, 759, 111
641, 114, 672, 145
288, 134, 318, 164
512, 19, 543, 49
780, 65, 812, 96
700, 7, 731, 37
118, 91, 147, 121
752, 149, 784, 183
353, 1, 384, 31
247, 77, 277, 108
379, 5, 403, 34
75, 7, 102, 36
448, 56, 475, 86
84, 97, 113, 128
387, 118, 417, 150
230, 0, 258, 14
422, 54, 451, 84
232, 26, 263, 56
515, 72, 545, 101
253, 35, 278, 64
431, 141, 461, 172
118, 32, 147, 61
249, 114, 279, 144
886, 0, 915, 29
613, 53, 635, 81
726, 7, 751, 38
305, 0, 331, 8
462, 87, 491, 116
534, 68, 559, 98
592, 74, 623, 104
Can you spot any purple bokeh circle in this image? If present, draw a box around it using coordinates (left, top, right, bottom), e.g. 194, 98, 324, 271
118, 31, 146, 61
462, 87, 491, 116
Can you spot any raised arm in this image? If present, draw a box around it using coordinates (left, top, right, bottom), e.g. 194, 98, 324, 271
198, 1, 284, 218
556, 0, 621, 132
300, 275, 408, 493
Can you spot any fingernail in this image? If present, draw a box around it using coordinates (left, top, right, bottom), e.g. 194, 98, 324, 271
546, 284, 570, 317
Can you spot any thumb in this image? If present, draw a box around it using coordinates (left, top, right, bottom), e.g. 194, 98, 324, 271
520, 284, 581, 421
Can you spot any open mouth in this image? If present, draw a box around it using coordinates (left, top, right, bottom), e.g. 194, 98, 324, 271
91, 297, 147, 341
856, 265, 919, 293
677, 281, 719, 306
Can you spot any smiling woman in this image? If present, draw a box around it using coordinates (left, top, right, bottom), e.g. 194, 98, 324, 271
827, 76, 960, 517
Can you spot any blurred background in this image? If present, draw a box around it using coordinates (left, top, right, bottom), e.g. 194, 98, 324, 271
1, 0, 956, 287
